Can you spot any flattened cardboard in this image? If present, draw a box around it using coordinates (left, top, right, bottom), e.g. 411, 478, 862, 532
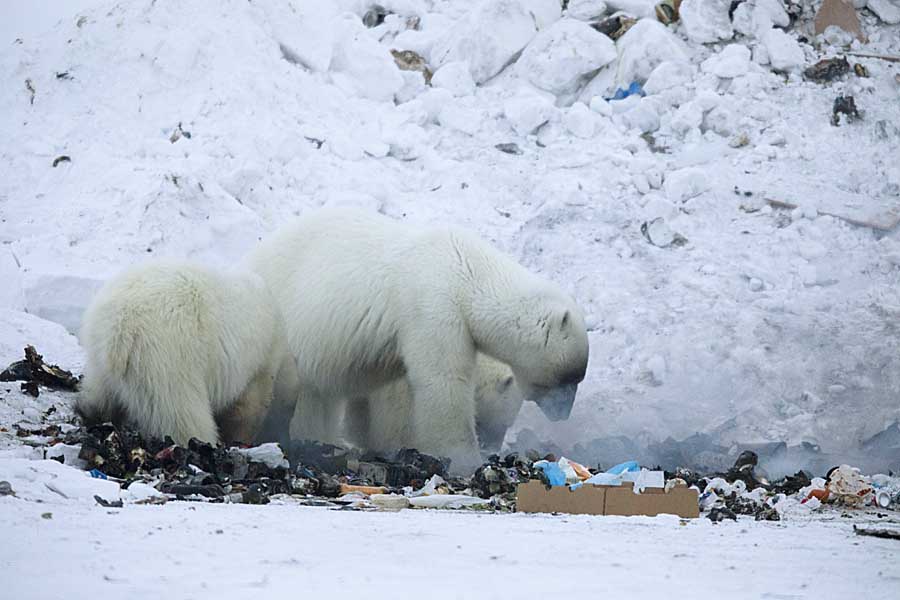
516, 480, 699, 518
815, 0, 865, 42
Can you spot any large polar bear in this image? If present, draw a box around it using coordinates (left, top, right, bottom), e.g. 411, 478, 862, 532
246, 208, 589, 472
343, 354, 523, 456
77, 261, 297, 446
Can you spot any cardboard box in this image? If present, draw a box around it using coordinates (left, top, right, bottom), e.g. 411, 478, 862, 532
516, 480, 700, 518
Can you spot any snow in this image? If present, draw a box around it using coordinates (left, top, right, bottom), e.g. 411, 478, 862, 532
679, 0, 735, 44
516, 18, 617, 96
869, 0, 900, 24
1, 495, 898, 599
567, 0, 610, 20
1, 0, 900, 479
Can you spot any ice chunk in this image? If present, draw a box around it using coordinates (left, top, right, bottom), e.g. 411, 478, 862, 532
270, 1, 337, 71
124, 481, 166, 503
503, 90, 557, 135
0, 248, 24, 311
330, 15, 404, 101
0, 310, 84, 375
701, 44, 751, 78
616, 19, 690, 88
760, 28, 804, 72
517, 19, 616, 95
523, 0, 564, 29
614, 98, 660, 133
430, 61, 476, 96
45, 444, 88, 470
431, 0, 541, 84
562, 102, 596, 138
664, 167, 710, 202
680, 0, 734, 43
868, 0, 900, 23
567, 0, 610, 20
605, 0, 659, 18
23, 273, 104, 335
644, 61, 694, 94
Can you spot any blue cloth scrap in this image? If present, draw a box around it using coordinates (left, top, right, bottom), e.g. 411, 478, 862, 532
534, 461, 567, 486
88, 469, 108, 480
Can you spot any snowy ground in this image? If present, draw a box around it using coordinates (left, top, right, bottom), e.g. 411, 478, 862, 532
3, 494, 899, 599
2, 1, 900, 595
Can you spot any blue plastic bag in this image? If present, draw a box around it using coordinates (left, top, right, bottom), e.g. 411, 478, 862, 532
607, 82, 645, 101
534, 461, 567, 486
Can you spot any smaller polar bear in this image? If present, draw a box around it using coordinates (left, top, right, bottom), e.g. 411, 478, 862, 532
341, 354, 523, 456
77, 261, 297, 446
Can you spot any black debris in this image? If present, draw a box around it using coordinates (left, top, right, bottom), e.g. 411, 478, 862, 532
495, 143, 522, 155
55, 71, 73, 80
853, 525, 900, 541
803, 57, 850, 82
0, 481, 14, 496
590, 15, 636, 41
94, 495, 124, 508
832, 95, 859, 126
0, 346, 80, 396
52, 155, 71, 168
362, 5, 388, 28
707, 506, 738, 522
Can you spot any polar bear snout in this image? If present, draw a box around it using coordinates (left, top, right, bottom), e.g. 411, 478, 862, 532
532, 382, 578, 421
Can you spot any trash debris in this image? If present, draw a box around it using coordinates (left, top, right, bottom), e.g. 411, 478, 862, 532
495, 143, 523, 155
803, 57, 850, 82
831, 95, 859, 126
0, 481, 14, 496
390, 49, 432, 84
814, 0, 864, 42
94, 494, 123, 508
707, 506, 737, 522
168, 122, 192, 143
371, 493, 410, 511
824, 464, 873, 506
362, 4, 389, 28
853, 63, 868, 77
25, 78, 35, 104
51, 155, 71, 168
0, 345, 80, 395
607, 81, 645, 101
655, 0, 682, 24
339, 483, 387, 496
591, 15, 637, 41
853, 525, 900, 541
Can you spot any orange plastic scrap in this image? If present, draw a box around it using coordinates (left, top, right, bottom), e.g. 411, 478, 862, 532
567, 459, 593, 481
803, 488, 831, 503
339, 484, 387, 496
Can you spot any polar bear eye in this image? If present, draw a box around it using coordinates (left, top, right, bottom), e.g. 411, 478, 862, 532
502, 376, 514, 389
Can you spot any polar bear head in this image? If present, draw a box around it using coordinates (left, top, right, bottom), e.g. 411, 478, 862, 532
485, 287, 589, 422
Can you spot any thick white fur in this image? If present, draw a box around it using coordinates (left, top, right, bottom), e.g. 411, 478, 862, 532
246, 208, 589, 472
343, 354, 523, 456
78, 261, 295, 446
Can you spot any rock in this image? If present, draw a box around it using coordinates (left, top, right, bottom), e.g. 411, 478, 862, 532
503, 91, 557, 135
431, 0, 542, 84
616, 19, 690, 88
664, 167, 710, 202
562, 102, 596, 138
868, 0, 900, 23
517, 18, 617, 95
644, 61, 694, 94
701, 44, 752, 78
760, 28, 805, 72
431, 61, 476, 96
567, 0, 610, 20
680, 0, 734, 43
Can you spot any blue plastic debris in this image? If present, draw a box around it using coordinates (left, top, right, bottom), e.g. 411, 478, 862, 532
533, 461, 567, 486
88, 469, 108, 480
606, 460, 640, 475
607, 81, 645, 101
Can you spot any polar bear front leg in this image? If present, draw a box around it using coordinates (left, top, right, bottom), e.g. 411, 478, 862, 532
217, 371, 274, 446
404, 346, 482, 473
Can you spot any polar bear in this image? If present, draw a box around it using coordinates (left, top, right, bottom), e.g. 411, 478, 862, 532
246, 208, 589, 472
342, 354, 522, 456
77, 261, 297, 446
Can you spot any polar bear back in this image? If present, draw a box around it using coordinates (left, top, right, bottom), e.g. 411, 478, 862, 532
81, 262, 281, 414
